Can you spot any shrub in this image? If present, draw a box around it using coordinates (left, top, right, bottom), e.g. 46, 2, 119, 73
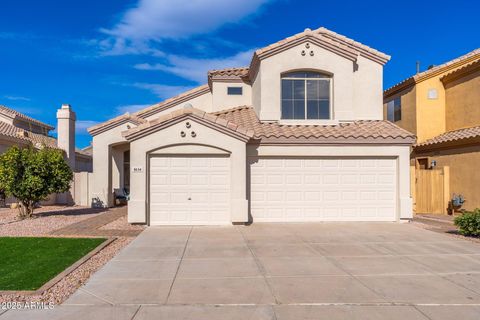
454, 209, 480, 237
0, 146, 73, 219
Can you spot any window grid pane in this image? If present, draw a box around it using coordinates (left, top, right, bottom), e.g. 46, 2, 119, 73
281, 75, 330, 120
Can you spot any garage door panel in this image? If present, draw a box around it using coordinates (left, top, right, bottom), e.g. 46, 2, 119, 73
250, 157, 396, 222
149, 156, 230, 225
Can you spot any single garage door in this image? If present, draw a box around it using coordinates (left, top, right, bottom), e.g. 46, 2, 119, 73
149, 156, 230, 225
250, 157, 397, 222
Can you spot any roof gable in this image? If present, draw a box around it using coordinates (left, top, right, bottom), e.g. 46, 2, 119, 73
123, 107, 254, 142
248, 27, 390, 82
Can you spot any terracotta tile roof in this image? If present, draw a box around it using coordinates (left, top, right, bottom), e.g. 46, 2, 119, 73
440, 59, 480, 83
123, 107, 255, 141
315, 27, 391, 63
0, 121, 57, 148
88, 113, 147, 136
415, 126, 480, 148
213, 106, 415, 143
385, 48, 480, 96
0, 105, 54, 130
134, 85, 210, 119
208, 67, 249, 78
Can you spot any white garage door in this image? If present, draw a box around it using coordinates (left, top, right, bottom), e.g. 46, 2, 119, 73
149, 156, 230, 225
250, 157, 397, 222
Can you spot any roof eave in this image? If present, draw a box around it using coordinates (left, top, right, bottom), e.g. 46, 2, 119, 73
88, 116, 144, 136
252, 137, 415, 146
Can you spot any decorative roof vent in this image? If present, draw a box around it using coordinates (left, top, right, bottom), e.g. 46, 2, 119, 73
183, 103, 193, 109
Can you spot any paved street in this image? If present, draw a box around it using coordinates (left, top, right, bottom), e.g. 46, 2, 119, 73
3, 222, 480, 319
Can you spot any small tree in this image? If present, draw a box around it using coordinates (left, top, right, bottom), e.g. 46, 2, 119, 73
0, 146, 73, 219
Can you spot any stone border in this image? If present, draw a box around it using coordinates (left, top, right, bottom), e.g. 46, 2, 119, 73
0, 237, 116, 296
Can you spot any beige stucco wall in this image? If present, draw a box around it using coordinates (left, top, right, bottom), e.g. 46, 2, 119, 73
253, 43, 384, 122
383, 86, 417, 135
252, 67, 262, 116
127, 119, 248, 224
247, 144, 413, 220
211, 81, 252, 112
414, 145, 480, 211
445, 68, 480, 131
91, 123, 132, 207
352, 55, 384, 120
144, 91, 213, 121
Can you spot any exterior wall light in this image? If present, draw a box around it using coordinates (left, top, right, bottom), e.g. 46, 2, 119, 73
180, 131, 186, 137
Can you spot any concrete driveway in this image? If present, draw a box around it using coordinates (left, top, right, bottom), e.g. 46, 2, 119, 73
4, 222, 480, 319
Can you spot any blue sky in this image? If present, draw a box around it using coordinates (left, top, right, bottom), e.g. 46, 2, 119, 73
0, 0, 478, 148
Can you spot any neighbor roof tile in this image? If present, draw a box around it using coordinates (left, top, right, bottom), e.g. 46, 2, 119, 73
415, 126, 480, 148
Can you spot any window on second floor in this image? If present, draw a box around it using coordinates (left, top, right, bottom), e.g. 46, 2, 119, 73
387, 97, 401, 122
227, 86, 243, 95
281, 71, 331, 120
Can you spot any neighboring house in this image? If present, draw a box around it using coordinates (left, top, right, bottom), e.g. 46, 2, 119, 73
89, 27, 415, 225
384, 49, 480, 213
0, 104, 92, 172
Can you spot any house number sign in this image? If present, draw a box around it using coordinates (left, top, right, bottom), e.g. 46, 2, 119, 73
132, 166, 143, 173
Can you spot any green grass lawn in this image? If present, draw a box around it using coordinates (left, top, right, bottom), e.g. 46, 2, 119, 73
0, 237, 106, 291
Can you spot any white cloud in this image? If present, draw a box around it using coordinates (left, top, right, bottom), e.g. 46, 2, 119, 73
116, 103, 152, 114
132, 83, 194, 99
100, 0, 271, 55
3, 95, 31, 101
76, 120, 99, 134
134, 49, 253, 83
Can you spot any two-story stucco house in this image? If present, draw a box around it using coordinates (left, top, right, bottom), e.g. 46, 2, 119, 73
384, 49, 480, 213
88, 27, 415, 225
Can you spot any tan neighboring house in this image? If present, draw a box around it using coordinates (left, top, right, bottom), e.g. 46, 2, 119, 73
89, 27, 415, 225
0, 104, 92, 172
383, 49, 480, 214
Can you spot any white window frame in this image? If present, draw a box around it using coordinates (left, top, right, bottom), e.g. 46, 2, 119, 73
280, 72, 333, 121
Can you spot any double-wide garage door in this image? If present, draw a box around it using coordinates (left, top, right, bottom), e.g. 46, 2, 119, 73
149, 156, 397, 225
149, 156, 230, 225
250, 157, 397, 222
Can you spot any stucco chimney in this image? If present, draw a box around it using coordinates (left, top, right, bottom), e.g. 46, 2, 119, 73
56, 104, 76, 170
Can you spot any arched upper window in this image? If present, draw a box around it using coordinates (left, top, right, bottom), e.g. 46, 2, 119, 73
281, 71, 331, 120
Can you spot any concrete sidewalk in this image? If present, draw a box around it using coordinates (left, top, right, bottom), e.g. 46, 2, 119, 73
3, 222, 480, 319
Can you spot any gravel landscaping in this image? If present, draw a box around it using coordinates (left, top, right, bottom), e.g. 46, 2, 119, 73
0, 206, 105, 237
412, 215, 480, 244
